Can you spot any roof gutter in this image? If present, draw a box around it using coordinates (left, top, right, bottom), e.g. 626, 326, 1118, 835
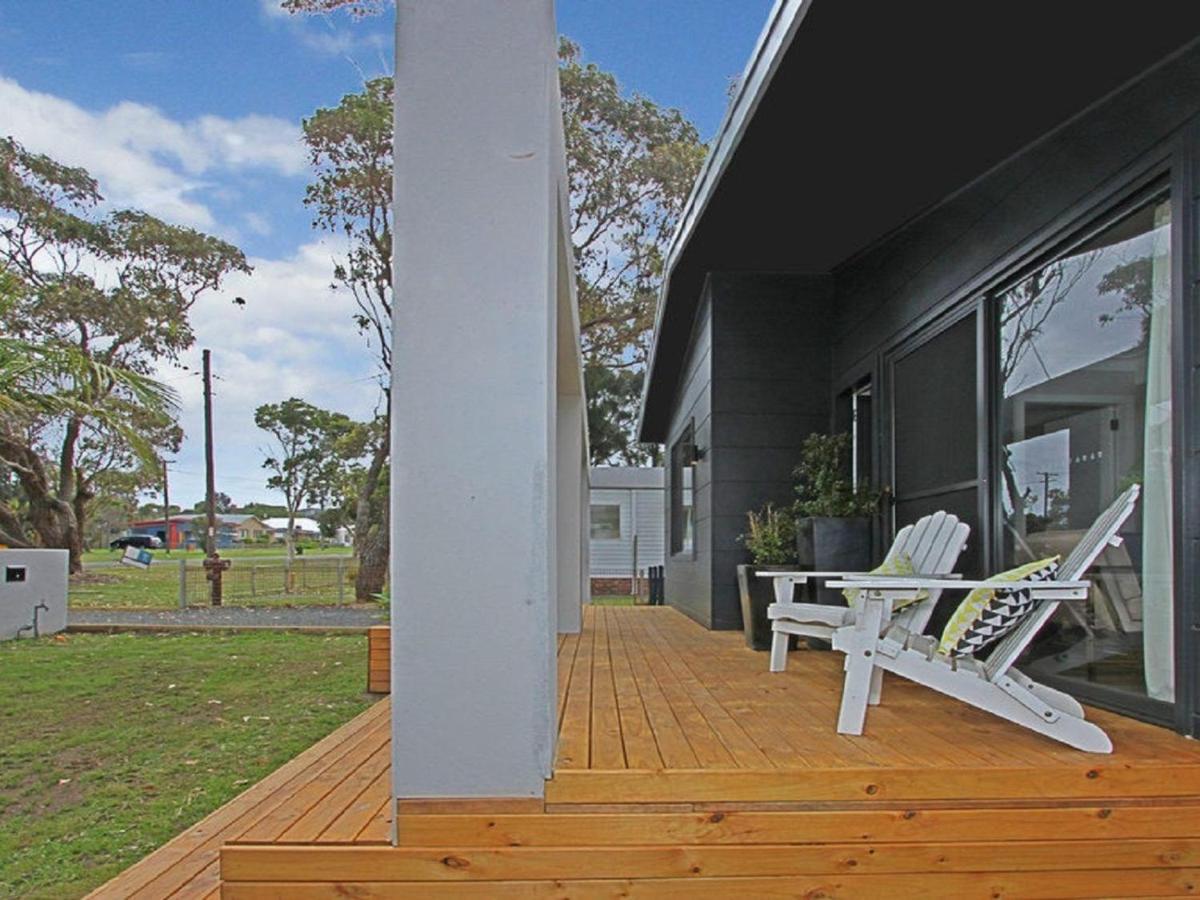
636, 0, 814, 441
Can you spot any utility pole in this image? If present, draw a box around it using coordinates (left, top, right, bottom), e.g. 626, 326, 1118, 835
162, 460, 170, 554
201, 349, 226, 605
1036, 471, 1058, 518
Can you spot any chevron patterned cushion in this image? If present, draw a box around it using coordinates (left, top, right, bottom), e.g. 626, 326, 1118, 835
937, 556, 1060, 658
842, 552, 930, 610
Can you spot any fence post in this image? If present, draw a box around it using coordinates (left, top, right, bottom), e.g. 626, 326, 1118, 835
337, 558, 346, 603
178, 558, 187, 609
250, 565, 257, 597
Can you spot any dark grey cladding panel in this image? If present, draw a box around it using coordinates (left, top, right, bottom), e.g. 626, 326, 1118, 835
713, 480, 800, 520
715, 378, 830, 417
664, 285, 716, 628
833, 47, 1200, 376
711, 446, 814, 486
715, 413, 829, 450
715, 340, 830, 383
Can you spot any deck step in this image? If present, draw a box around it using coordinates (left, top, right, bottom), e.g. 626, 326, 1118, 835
543, 765, 1200, 804
220, 868, 1200, 900
392, 801, 1200, 847
222, 835, 1200, 882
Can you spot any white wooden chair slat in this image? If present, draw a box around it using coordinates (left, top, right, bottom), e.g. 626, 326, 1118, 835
763, 512, 970, 673
983, 485, 1140, 680
828, 485, 1141, 754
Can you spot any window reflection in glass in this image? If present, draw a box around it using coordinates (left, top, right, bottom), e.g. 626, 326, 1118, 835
999, 190, 1173, 704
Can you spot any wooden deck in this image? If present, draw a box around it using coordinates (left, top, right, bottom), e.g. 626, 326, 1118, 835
85, 700, 392, 900
92, 605, 1200, 898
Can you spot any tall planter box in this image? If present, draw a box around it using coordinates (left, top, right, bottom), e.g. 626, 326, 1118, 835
736, 564, 792, 651
796, 516, 871, 605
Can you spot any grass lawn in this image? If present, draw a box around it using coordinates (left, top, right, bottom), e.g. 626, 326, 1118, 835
592, 595, 638, 606
71, 555, 365, 610
0, 631, 374, 899
81, 545, 353, 565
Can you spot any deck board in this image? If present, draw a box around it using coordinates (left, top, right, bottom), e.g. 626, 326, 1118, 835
92, 606, 1200, 898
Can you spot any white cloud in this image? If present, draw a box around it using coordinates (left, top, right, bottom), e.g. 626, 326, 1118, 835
258, 0, 392, 60
259, 0, 289, 19
159, 239, 384, 506
0, 76, 307, 228
243, 212, 273, 236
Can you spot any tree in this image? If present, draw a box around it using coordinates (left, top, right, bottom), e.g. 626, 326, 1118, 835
0, 139, 247, 571
193, 492, 235, 515
302, 78, 393, 598
83, 469, 144, 550
290, 8, 704, 587
585, 365, 659, 465
255, 398, 356, 561
236, 501, 288, 520
559, 38, 706, 370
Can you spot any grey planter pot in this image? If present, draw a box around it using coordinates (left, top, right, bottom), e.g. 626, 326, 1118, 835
736, 563, 791, 651
796, 516, 872, 606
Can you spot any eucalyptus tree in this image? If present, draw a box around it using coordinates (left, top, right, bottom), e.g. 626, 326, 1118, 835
255, 397, 357, 562
0, 138, 247, 570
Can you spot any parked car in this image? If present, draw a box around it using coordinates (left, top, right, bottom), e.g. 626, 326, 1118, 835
110, 534, 162, 550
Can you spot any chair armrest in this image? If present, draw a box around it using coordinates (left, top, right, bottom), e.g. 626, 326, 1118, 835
828, 576, 1090, 595
755, 570, 963, 580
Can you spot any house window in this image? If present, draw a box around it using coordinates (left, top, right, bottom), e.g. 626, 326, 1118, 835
590, 504, 621, 540
670, 423, 695, 556
998, 187, 1174, 707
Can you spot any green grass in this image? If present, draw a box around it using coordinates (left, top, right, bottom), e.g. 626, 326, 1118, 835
592, 595, 638, 606
81, 545, 353, 564
71, 557, 366, 610
0, 631, 374, 899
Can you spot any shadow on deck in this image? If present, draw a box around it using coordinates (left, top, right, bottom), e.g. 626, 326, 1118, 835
91, 606, 1200, 898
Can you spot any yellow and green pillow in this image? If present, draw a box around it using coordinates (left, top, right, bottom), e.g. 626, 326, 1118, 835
937, 556, 1060, 658
842, 552, 929, 610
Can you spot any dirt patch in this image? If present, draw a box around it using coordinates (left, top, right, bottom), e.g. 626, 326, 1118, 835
70, 573, 121, 586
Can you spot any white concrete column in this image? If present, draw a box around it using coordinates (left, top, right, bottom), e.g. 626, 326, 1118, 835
555, 390, 585, 634
391, 0, 562, 799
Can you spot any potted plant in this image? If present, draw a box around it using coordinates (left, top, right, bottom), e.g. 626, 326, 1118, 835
793, 432, 878, 605
736, 502, 796, 650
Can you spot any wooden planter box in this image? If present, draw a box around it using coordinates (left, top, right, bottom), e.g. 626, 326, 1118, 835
367, 626, 390, 694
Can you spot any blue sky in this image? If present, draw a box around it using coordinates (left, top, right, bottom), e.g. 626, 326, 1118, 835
0, 0, 772, 509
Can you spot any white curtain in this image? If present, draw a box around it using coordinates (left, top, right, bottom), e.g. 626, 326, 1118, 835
1142, 199, 1174, 703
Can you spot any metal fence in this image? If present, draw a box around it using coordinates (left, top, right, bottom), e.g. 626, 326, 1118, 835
178, 557, 359, 606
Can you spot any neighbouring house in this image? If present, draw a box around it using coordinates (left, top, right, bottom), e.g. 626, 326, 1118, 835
261, 516, 322, 543
588, 466, 664, 596
221, 514, 270, 543
127, 513, 267, 550
638, 1, 1200, 738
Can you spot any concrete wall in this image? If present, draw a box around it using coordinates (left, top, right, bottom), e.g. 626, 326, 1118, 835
390, 0, 584, 802
0, 549, 68, 641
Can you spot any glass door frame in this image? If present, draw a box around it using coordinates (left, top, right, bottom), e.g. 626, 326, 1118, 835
880, 299, 994, 569
979, 171, 1180, 729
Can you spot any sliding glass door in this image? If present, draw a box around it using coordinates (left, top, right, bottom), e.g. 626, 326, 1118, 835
996, 187, 1175, 712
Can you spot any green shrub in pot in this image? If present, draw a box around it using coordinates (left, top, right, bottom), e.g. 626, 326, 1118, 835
735, 502, 796, 651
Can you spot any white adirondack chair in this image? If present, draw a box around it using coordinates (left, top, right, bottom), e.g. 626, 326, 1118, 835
827, 485, 1141, 753
760, 511, 970, 673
